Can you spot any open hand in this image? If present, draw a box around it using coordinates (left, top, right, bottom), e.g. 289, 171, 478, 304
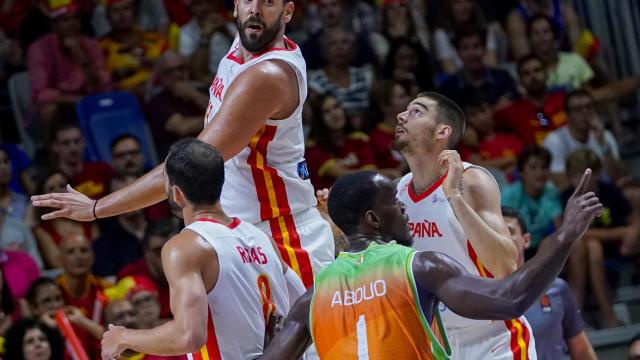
561, 169, 603, 242
438, 150, 464, 199
31, 184, 96, 221
101, 324, 127, 360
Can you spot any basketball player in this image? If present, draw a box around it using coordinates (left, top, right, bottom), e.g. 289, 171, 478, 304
393, 92, 534, 358
32, 0, 333, 289
101, 139, 301, 359
258, 170, 601, 359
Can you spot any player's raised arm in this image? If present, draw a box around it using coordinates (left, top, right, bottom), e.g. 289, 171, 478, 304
31, 60, 298, 221
101, 231, 215, 358
259, 289, 314, 360
439, 150, 518, 277
414, 170, 603, 320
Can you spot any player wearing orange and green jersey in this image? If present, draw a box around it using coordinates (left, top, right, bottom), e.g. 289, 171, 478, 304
310, 242, 450, 360
259, 170, 603, 360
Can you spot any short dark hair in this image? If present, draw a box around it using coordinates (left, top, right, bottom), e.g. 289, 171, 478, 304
4, 319, 65, 360
517, 145, 551, 172
417, 92, 466, 148
50, 121, 82, 143
452, 26, 487, 50
110, 134, 141, 152
142, 219, 179, 249
566, 149, 602, 175
0, 269, 15, 315
26, 278, 59, 307
564, 89, 594, 113
165, 138, 225, 207
501, 206, 528, 234
527, 14, 560, 40
516, 54, 544, 75
328, 171, 382, 236
462, 89, 491, 109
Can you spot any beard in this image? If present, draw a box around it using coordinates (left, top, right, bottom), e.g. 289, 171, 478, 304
167, 192, 183, 220
236, 12, 283, 53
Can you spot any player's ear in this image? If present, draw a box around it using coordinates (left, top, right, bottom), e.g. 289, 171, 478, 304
172, 186, 188, 208
435, 124, 452, 142
283, 1, 294, 23
364, 210, 381, 230
233, 0, 238, 18
523, 233, 532, 250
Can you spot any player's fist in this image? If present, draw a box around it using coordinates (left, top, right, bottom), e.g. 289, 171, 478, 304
438, 150, 464, 199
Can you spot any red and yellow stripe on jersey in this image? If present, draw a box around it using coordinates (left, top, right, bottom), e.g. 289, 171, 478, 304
190, 310, 220, 360
311, 242, 451, 360
247, 125, 314, 288
467, 242, 531, 360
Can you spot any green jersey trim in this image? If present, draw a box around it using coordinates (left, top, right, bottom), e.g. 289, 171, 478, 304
407, 251, 452, 359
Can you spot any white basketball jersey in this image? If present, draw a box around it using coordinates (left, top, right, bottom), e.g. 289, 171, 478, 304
396, 163, 499, 330
205, 36, 316, 224
185, 218, 289, 360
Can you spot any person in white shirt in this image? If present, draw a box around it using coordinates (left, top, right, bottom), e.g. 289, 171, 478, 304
543, 90, 624, 191
178, 0, 236, 84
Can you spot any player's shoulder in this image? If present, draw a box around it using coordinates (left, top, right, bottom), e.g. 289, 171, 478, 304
462, 163, 496, 185
395, 172, 413, 196
163, 229, 216, 261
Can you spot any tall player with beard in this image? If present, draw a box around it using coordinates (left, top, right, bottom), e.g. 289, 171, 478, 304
393, 92, 536, 359
32, 1, 332, 293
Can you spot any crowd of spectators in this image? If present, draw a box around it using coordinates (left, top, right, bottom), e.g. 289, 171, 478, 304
0, 0, 639, 358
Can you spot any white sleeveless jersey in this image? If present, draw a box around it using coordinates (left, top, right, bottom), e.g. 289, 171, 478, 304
396, 163, 498, 330
205, 36, 316, 224
185, 218, 289, 360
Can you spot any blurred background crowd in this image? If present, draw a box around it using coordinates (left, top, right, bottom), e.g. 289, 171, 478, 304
1, 0, 640, 358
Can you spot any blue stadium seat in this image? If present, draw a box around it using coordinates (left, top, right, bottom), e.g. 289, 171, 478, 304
76, 91, 158, 168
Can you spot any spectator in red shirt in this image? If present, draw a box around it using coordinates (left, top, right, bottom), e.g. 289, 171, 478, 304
305, 95, 376, 190
460, 90, 524, 181
26, 0, 111, 127
118, 220, 179, 319
50, 122, 113, 199
34, 170, 100, 269
369, 80, 412, 178
55, 235, 111, 324
495, 54, 567, 145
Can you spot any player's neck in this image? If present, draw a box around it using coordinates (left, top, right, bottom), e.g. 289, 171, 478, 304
185, 205, 232, 226
346, 234, 386, 253
238, 36, 286, 62
406, 152, 446, 194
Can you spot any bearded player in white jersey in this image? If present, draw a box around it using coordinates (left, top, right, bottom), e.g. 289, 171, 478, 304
101, 139, 301, 359
393, 92, 537, 359
32, 0, 333, 289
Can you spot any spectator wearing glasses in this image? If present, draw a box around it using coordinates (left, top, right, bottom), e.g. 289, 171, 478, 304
144, 51, 207, 158
495, 54, 567, 146
118, 220, 178, 318
543, 90, 624, 191
110, 135, 145, 178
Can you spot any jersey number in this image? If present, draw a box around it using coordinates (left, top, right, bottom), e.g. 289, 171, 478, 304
257, 274, 276, 323
356, 314, 369, 360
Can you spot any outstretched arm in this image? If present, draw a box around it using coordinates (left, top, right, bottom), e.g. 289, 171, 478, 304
260, 290, 314, 360
31, 60, 299, 221
414, 170, 603, 320
101, 232, 216, 358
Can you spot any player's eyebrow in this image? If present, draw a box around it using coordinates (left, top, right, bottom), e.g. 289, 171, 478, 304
409, 101, 429, 112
